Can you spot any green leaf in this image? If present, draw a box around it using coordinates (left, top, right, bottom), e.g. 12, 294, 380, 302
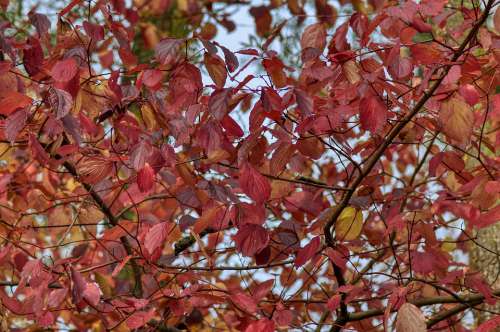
412, 33, 433, 43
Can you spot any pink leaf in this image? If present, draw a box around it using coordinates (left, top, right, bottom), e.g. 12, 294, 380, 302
395, 303, 426, 332
51, 58, 78, 82
48, 288, 67, 308
112, 255, 132, 277
141, 69, 163, 89
144, 222, 169, 255
83, 282, 101, 306
155, 38, 182, 65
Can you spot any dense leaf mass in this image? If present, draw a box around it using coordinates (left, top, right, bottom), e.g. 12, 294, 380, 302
0, 0, 498, 331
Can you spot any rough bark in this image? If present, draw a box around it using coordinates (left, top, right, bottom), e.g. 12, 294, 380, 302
471, 223, 500, 329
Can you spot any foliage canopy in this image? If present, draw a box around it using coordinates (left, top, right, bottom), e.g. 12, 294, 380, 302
0, 0, 499, 331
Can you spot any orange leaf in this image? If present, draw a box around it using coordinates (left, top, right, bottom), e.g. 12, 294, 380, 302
440, 96, 474, 144
0, 91, 32, 116
301, 23, 326, 51
193, 206, 220, 234
204, 52, 227, 88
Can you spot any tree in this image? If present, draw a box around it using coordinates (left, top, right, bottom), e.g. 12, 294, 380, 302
0, 0, 499, 331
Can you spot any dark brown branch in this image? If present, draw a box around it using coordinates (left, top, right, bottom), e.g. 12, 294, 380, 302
62, 161, 143, 297
426, 300, 483, 328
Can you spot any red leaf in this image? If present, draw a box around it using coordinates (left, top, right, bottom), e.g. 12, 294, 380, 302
5, 109, 28, 143
274, 308, 293, 327
83, 21, 104, 41
51, 58, 78, 82
23, 37, 44, 76
37, 311, 55, 327
294, 236, 321, 267
294, 89, 313, 116
359, 95, 387, 133
144, 222, 169, 255
237, 48, 259, 56
29, 133, 50, 164
131, 140, 152, 171
410, 43, 443, 65
220, 45, 239, 72
245, 318, 275, 332
48, 288, 68, 308
475, 205, 500, 228
477, 316, 500, 332
326, 294, 341, 311
234, 224, 269, 257
221, 114, 244, 137
252, 279, 274, 301
231, 292, 257, 314
29, 13, 51, 36
126, 309, 156, 329
70, 266, 87, 309
467, 274, 496, 305
0, 91, 32, 116
238, 163, 271, 204
137, 163, 155, 192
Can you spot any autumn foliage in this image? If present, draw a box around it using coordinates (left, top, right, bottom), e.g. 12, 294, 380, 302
0, 0, 499, 331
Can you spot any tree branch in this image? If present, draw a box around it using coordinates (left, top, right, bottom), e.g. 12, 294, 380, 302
346, 289, 500, 323
62, 161, 143, 297
323, 1, 496, 330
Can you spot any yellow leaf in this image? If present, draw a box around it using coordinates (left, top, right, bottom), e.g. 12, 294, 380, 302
335, 207, 363, 241
141, 103, 157, 130
177, 0, 189, 11
206, 149, 230, 163
439, 96, 473, 144
73, 89, 83, 114
343, 60, 361, 85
